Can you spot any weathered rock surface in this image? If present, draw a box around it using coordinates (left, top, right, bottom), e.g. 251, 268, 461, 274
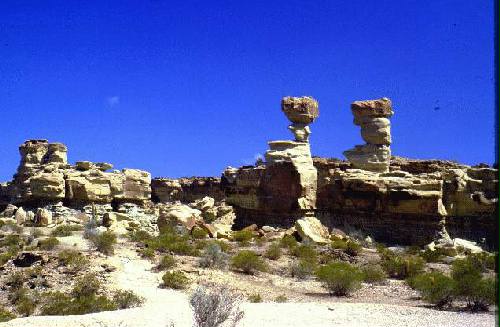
151, 177, 224, 203
295, 216, 330, 244
344, 98, 394, 172
3, 140, 151, 206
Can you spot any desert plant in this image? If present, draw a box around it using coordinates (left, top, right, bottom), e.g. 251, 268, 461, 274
292, 244, 318, 264
280, 235, 298, 250
39, 291, 117, 316
410, 272, 457, 308
248, 293, 262, 303
315, 262, 363, 296
158, 254, 177, 270
192, 227, 209, 239
112, 290, 144, 309
71, 273, 101, 298
161, 271, 190, 289
361, 264, 387, 284
264, 242, 282, 260
15, 292, 37, 316
7, 271, 26, 288
58, 249, 89, 273
190, 285, 244, 327
231, 250, 267, 275
51, 224, 82, 237
0, 306, 15, 322
90, 231, 117, 255
290, 258, 316, 280
381, 254, 424, 279
451, 257, 497, 311
274, 294, 288, 303
146, 230, 198, 256
199, 243, 229, 269
139, 247, 156, 259
0, 246, 20, 266
127, 229, 153, 243
232, 230, 254, 245
39, 236, 60, 250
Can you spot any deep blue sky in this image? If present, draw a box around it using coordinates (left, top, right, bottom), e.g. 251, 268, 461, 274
0, 0, 496, 181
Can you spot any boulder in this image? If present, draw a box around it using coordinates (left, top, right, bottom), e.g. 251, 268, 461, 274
35, 208, 52, 226
15, 207, 26, 225
157, 204, 201, 232
191, 196, 215, 211
103, 212, 130, 227
295, 216, 330, 244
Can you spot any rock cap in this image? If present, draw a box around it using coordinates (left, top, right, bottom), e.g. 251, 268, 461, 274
281, 96, 319, 124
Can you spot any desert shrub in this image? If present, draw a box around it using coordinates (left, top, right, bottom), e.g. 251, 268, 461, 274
451, 257, 496, 311
15, 292, 37, 316
264, 242, 282, 260
39, 236, 60, 250
190, 285, 244, 327
290, 258, 316, 280
161, 271, 190, 289
315, 262, 363, 296
127, 229, 153, 243
361, 264, 387, 284
7, 271, 26, 288
71, 273, 101, 298
248, 293, 262, 303
274, 294, 288, 303
0, 234, 24, 247
196, 240, 232, 253
232, 230, 254, 245
58, 249, 89, 272
0, 246, 19, 266
292, 244, 318, 264
231, 250, 267, 275
83, 216, 98, 240
40, 291, 117, 316
0, 306, 15, 322
467, 252, 497, 272
345, 240, 362, 256
51, 224, 82, 237
112, 290, 144, 309
420, 249, 444, 263
410, 272, 457, 308
158, 254, 177, 270
280, 235, 298, 250
139, 247, 156, 259
375, 243, 393, 258
199, 243, 229, 269
381, 254, 424, 279
146, 230, 198, 256
192, 227, 209, 240
90, 231, 117, 255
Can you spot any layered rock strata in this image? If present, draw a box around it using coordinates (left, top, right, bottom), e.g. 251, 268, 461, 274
343, 98, 393, 172
151, 177, 224, 203
2, 140, 151, 206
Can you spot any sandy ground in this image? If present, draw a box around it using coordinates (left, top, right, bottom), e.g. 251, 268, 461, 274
1, 241, 496, 327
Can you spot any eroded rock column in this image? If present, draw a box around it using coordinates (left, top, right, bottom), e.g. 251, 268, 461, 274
343, 98, 393, 172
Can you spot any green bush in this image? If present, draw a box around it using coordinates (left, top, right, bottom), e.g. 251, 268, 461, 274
231, 250, 267, 275
452, 257, 496, 311
51, 225, 82, 237
290, 258, 316, 280
15, 293, 37, 316
58, 249, 89, 273
127, 229, 153, 243
161, 271, 190, 289
280, 235, 298, 250
0, 234, 24, 247
410, 272, 457, 308
381, 254, 424, 279
139, 247, 156, 259
361, 264, 387, 284
0, 306, 15, 322
90, 231, 117, 255
248, 293, 263, 303
315, 262, 363, 296
146, 230, 198, 256
332, 238, 361, 255
112, 290, 144, 309
191, 226, 209, 239
39, 237, 60, 250
40, 291, 117, 316
292, 244, 318, 264
7, 271, 26, 288
467, 252, 497, 272
232, 230, 254, 244
0, 246, 19, 266
71, 273, 101, 298
158, 254, 177, 270
264, 242, 282, 260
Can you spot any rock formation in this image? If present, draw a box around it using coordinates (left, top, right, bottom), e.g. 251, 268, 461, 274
343, 98, 393, 172
223, 96, 320, 228
3, 140, 151, 206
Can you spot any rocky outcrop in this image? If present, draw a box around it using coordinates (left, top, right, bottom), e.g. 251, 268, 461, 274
343, 98, 393, 172
224, 96, 320, 228
151, 177, 224, 203
3, 140, 151, 206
